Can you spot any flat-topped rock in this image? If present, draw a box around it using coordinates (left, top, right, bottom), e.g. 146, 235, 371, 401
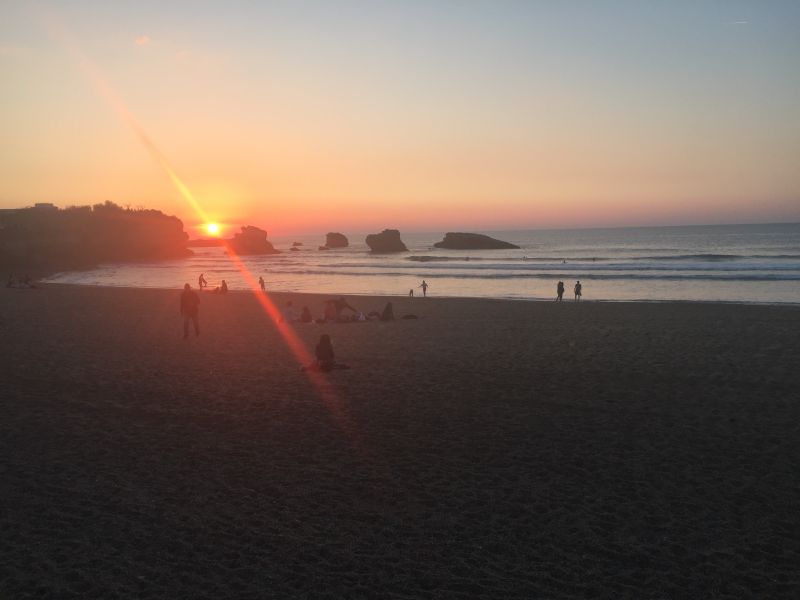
433, 232, 519, 250
325, 232, 349, 248
365, 229, 408, 253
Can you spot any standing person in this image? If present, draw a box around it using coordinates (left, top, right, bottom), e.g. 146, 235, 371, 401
419, 280, 429, 297
556, 281, 565, 302
409, 288, 414, 297
258, 276, 265, 291
198, 273, 207, 290
574, 280, 582, 301
180, 283, 200, 339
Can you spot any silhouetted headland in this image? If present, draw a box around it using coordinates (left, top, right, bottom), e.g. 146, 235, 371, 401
0, 201, 190, 272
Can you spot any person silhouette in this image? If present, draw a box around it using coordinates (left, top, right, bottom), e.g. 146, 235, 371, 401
220, 280, 228, 294
282, 301, 296, 322
556, 281, 565, 302
574, 280, 582, 301
300, 306, 313, 323
409, 288, 414, 297
180, 283, 200, 338
302, 334, 349, 372
419, 280, 429, 297
198, 273, 207, 290
380, 302, 395, 321
258, 276, 265, 291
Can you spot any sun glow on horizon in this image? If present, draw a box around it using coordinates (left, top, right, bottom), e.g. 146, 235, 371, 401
205, 222, 221, 236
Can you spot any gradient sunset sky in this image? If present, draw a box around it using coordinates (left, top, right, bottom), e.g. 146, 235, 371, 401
2, 1, 799, 236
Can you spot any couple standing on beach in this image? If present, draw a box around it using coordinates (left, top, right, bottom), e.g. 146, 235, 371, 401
555, 280, 582, 301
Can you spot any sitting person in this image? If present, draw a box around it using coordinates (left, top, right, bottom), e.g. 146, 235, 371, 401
302, 334, 349, 372
281, 300, 296, 322
300, 306, 313, 323
323, 300, 337, 322
380, 301, 395, 322
220, 279, 229, 294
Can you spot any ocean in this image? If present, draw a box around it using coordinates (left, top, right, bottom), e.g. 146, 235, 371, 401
44, 223, 800, 304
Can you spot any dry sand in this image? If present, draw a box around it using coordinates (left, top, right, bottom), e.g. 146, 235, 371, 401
1, 284, 799, 598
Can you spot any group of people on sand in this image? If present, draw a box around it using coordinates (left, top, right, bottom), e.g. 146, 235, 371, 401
198, 273, 227, 294
281, 297, 405, 325
555, 280, 582, 302
179, 283, 381, 371
6, 274, 37, 289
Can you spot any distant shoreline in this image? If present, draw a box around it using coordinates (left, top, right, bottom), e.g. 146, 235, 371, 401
33, 281, 800, 308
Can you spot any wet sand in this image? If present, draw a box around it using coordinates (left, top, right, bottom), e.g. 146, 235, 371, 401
2, 284, 799, 598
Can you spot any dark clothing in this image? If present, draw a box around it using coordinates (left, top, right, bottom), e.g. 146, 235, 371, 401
183, 314, 199, 338
316, 340, 335, 370
180, 289, 200, 316
380, 302, 395, 322
180, 289, 200, 338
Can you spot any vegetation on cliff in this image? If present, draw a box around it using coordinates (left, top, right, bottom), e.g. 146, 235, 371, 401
0, 202, 191, 271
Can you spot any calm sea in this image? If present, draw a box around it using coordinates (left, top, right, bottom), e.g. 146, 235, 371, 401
45, 223, 800, 304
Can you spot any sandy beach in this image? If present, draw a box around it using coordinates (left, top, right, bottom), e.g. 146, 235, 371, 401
2, 284, 799, 598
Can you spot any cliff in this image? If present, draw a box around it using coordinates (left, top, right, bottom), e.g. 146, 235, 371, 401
0, 201, 191, 271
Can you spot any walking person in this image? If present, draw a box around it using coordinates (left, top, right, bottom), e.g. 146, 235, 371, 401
419, 280, 429, 297
180, 283, 200, 339
556, 280, 565, 302
574, 280, 582, 301
258, 276, 265, 291
198, 273, 207, 290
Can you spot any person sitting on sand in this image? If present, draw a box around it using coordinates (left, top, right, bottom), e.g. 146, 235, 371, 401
556, 280, 564, 302
574, 280, 582, 301
300, 306, 313, 323
302, 334, 349, 372
220, 280, 228, 294
258, 276, 265, 292
380, 301, 395, 322
180, 283, 200, 339
282, 301, 296, 323
323, 300, 337, 322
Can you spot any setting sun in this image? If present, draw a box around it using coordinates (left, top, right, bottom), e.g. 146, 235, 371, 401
205, 223, 221, 236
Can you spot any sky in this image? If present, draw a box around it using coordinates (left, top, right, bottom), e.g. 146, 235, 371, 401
1, 1, 799, 236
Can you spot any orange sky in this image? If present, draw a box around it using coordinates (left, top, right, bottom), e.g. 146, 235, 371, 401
1, 3, 799, 236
